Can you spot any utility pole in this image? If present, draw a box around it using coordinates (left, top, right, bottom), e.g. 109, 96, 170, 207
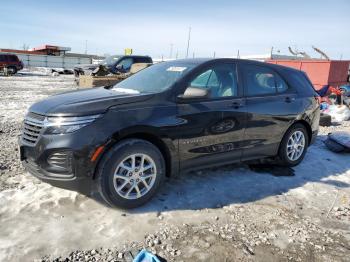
213, 51, 216, 58
169, 43, 173, 59
186, 27, 191, 58
193, 52, 195, 58
85, 40, 88, 54
237, 50, 240, 58
176, 50, 179, 59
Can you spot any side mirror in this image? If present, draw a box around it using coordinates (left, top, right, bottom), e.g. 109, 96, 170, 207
177, 87, 210, 101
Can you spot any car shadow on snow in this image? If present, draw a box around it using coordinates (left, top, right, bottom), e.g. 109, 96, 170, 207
127, 139, 350, 214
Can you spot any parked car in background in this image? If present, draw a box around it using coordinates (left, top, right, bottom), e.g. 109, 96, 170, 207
0, 54, 24, 75
73, 55, 153, 77
19, 58, 320, 208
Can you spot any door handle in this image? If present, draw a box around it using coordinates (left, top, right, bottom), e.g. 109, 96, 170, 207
285, 96, 295, 103
231, 101, 244, 109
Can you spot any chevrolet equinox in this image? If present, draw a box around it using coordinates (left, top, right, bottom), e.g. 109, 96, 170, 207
19, 59, 320, 208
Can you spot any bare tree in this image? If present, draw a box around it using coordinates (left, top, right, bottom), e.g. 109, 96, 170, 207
22, 44, 30, 50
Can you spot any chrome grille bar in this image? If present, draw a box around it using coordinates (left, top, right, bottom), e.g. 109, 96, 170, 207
21, 113, 45, 146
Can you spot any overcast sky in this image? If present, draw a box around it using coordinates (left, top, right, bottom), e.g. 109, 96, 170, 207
1, 0, 349, 59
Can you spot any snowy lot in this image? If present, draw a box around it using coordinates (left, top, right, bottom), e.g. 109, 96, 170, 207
0, 72, 349, 262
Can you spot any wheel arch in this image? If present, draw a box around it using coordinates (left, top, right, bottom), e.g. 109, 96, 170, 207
93, 128, 176, 179
292, 119, 312, 144
121, 132, 173, 178
277, 119, 312, 154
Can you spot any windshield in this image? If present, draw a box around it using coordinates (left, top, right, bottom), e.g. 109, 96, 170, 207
101, 55, 121, 65
112, 62, 195, 94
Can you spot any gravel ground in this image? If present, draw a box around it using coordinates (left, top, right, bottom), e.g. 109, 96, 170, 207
0, 72, 349, 262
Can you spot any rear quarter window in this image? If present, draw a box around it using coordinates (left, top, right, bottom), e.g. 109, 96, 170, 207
286, 71, 316, 96
7, 55, 18, 62
134, 57, 152, 63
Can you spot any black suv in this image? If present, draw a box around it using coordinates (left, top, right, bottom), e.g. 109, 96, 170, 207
0, 54, 24, 75
73, 55, 153, 77
19, 58, 320, 208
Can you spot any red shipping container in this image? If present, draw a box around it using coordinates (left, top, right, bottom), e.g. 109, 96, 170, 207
267, 60, 350, 90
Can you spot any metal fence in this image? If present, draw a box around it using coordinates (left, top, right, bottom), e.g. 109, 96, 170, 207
1, 52, 92, 69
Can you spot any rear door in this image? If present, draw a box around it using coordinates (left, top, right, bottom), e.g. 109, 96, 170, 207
240, 63, 300, 160
176, 62, 247, 170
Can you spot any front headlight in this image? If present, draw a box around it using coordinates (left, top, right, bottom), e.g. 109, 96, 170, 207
44, 114, 102, 134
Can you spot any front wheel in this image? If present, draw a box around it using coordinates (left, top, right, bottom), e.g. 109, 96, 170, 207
97, 139, 165, 209
278, 124, 309, 167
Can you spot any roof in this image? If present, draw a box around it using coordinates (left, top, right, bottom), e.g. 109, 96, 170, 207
161, 58, 304, 74
162, 57, 269, 66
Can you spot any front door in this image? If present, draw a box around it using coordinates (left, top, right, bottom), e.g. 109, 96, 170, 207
176, 62, 247, 171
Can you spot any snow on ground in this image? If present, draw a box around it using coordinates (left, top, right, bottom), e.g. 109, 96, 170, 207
0, 72, 349, 261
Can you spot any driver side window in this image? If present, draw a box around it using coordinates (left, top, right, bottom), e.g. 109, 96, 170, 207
190, 70, 219, 89
190, 64, 237, 98
117, 58, 134, 71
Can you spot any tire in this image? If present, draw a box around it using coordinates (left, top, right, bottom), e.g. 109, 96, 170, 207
278, 123, 309, 167
7, 66, 17, 75
96, 139, 166, 209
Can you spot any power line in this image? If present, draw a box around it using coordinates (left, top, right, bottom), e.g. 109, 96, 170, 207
186, 27, 191, 58
169, 43, 173, 59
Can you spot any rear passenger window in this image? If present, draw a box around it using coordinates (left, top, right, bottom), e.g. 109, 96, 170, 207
242, 65, 288, 96
7, 55, 18, 62
0, 55, 7, 62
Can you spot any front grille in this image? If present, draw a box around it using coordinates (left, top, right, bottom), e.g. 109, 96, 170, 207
22, 113, 45, 145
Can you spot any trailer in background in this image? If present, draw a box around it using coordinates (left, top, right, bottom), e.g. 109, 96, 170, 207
267, 59, 350, 90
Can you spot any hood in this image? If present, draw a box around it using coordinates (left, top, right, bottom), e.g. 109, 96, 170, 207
29, 87, 154, 116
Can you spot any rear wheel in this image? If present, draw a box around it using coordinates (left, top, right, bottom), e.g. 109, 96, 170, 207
97, 139, 165, 209
7, 66, 17, 75
278, 124, 309, 167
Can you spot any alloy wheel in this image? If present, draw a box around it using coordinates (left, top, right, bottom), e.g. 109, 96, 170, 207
286, 130, 305, 161
113, 153, 157, 200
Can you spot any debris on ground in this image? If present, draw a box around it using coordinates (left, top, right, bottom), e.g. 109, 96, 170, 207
324, 131, 350, 152
325, 105, 350, 122
319, 113, 332, 127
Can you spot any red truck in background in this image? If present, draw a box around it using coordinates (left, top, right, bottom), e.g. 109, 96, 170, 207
0, 53, 24, 75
